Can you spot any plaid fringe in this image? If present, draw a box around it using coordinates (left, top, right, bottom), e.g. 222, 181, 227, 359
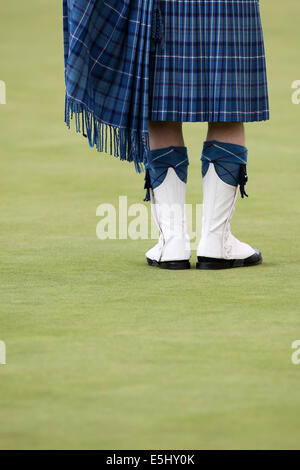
65, 95, 149, 174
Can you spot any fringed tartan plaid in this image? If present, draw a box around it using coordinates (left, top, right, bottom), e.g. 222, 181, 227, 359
63, 0, 154, 172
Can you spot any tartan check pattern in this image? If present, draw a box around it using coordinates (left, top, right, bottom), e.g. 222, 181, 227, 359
63, 0, 269, 171
149, 0, 270, 122
63, 0, 154, 171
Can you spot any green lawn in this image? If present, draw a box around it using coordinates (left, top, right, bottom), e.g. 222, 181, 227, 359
1, 0, 300, 450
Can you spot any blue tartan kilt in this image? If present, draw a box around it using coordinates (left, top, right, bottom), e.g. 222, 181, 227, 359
149, 0, 269, 123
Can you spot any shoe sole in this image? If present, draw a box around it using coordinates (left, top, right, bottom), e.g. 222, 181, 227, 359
196, 250, 263, 270
147, 258, 191, 270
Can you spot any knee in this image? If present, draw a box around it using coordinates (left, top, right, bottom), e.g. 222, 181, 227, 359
207, 122, 245, 146
149, 121, 182, 133
208, 122, 244, 132
148, 121, 184, 149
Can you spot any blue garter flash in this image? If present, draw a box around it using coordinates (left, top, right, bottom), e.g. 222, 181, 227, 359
201, 140, 249, 198
143, 146, 189, 201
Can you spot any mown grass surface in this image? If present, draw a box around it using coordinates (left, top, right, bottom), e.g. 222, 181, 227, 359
0, 1, 300, 449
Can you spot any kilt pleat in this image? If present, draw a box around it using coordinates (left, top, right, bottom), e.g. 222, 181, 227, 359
149, 0, 269, 122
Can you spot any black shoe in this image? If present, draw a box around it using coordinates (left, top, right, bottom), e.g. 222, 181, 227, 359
147, 258, 191, 270
196, 249, 262, 270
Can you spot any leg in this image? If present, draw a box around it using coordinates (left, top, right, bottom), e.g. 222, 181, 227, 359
196, 122, 262, 270
206, 122, 245, 146
148, 121, 185, 149
145, 121, 190, 269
